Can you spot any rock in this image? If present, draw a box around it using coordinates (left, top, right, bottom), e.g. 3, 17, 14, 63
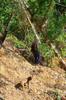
0, 97, 4, 100
15, 83, 23, 90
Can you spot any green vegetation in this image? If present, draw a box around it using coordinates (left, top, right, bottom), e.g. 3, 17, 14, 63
0, 0, 66, 62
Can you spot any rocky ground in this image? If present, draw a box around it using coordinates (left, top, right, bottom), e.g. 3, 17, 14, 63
0, 41, 66, 100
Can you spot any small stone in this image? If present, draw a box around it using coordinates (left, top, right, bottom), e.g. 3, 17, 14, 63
15, 83, 23, 90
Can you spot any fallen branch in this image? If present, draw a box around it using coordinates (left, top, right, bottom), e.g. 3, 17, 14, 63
51, 43, 66, 70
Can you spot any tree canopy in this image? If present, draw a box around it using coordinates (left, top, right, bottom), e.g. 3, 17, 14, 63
0, 0, 66, 62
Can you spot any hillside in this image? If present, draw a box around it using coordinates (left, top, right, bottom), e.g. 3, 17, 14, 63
0, 40, 66, 100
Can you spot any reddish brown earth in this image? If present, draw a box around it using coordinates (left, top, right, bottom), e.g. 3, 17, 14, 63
0, 41, 66, 100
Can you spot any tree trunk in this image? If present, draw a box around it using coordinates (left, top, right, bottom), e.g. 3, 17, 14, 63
0, 13, 14, 47
18, 0, 41, 43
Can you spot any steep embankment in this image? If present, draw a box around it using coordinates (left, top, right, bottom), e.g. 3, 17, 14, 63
0, 41, 66, 100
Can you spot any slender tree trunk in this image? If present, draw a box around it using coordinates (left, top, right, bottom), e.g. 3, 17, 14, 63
0, 13, 14, 47
18, 0, 41, 43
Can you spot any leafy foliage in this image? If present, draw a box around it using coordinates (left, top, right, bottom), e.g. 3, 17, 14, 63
0, 0, 66, 61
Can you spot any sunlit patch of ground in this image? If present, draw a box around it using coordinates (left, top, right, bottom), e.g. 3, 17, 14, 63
0, 41, 66, 100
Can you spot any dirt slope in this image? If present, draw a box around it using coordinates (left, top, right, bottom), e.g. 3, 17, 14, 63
0, 41, 66, 100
